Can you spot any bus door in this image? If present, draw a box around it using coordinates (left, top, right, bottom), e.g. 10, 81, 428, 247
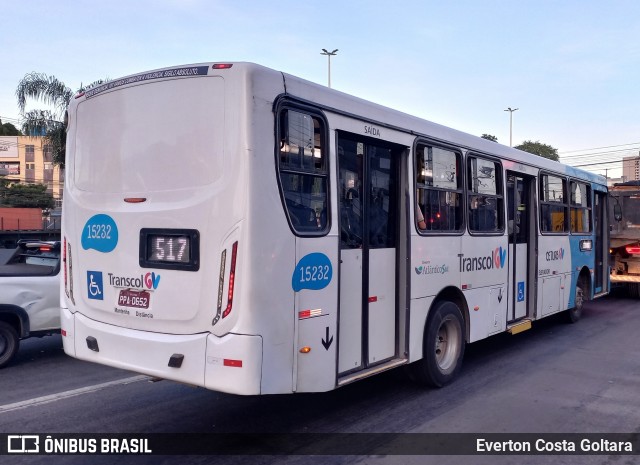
337, 132, 404, 374
594, 190, 608, 295
506, 172, 535, 322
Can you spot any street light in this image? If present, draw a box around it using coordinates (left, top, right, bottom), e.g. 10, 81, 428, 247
504, 107, 518, 147
320, 48, 338, 88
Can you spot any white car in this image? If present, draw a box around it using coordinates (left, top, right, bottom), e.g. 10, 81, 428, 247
0, 241, 61, 368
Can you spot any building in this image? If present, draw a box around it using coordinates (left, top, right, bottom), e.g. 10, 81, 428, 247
0, 135, 64, 207
622, 155, 640, 182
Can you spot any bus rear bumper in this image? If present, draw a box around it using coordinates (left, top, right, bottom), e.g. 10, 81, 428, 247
61, 308, 263, 395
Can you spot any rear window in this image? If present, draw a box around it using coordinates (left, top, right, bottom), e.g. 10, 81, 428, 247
74, 77, 224, 193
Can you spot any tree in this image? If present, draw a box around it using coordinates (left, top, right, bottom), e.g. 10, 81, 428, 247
0, 119, 22, 136
481, 134, 498, 142
0, 182, 55, 209
514, 140, 559, 161
16, 73, 105, 168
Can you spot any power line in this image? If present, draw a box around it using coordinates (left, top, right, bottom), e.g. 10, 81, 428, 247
559, 142, 640, 155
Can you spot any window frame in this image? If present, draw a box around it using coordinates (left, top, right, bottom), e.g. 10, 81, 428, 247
275, 103, 330, 237
413, 140, 464, 235
466, 153, 505, 235
539, 171, 568, 235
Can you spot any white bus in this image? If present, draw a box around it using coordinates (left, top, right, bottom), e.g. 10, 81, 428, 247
61, 62, 609, 394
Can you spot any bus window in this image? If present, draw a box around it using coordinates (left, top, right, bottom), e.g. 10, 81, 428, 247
540, 174, 568, 233
570, 181, 592, 233
467, 156, 503, 233
278, 109, 328, 234
415, 144, 463, 232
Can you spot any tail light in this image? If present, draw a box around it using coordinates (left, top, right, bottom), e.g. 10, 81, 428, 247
63, 237, 69, 298
222, 241, 239, 319
626, 245, 640, 255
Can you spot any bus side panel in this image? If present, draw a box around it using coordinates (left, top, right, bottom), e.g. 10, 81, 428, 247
293, 238, 339, 393
537, 235, 571, 315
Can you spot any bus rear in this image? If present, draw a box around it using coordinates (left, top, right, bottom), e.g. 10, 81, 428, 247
61, 64, 267, 394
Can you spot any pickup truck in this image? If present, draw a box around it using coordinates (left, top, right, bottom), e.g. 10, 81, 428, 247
0, 241, 61, 367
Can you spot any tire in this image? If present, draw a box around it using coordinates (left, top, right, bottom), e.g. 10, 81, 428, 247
410, 301, 465, 387
0, 321, 20, 368
628, 283, 640, 299
567, 283, 584, 323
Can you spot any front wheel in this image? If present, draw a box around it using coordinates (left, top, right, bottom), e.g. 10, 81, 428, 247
410, 301, 465, 387
0, 321, 20, 368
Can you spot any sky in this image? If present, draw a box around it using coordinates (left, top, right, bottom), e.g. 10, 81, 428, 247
2, 0, 639, 177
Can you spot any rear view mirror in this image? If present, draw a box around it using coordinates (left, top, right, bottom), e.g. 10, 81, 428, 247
614, 204, 622, 222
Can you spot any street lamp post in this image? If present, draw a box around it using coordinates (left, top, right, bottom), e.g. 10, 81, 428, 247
504, 107, 518, 147
320, 48, 338, 88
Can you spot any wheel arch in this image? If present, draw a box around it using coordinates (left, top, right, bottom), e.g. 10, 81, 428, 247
429, 286, 469, 343
0, 305, 30, 338
578, 265, 592, 300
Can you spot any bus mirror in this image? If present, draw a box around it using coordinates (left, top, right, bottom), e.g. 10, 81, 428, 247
614, 204, 622, 222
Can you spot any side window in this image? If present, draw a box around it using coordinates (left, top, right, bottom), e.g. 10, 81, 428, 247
467, 156, 503, 233
278, 109, 328, 234
540, 174, 567, 233
415, 144, 463, 232
570, 181, 592, 233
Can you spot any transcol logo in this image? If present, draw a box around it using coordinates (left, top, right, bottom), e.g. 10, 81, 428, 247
108, 272, 161, 290
459, 247, 507, 272
546, 248, 565, 261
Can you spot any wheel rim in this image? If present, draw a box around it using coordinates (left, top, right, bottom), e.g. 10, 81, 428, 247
435, 316, 462, 373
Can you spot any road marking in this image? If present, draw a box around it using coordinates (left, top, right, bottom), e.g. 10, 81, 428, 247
0, 375, 150, 413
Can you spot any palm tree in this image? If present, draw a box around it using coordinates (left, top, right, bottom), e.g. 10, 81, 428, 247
16, 73, 104, 167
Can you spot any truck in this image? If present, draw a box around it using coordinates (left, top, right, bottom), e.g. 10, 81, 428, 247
0, 240, 61, 367
609, 180, 640, 297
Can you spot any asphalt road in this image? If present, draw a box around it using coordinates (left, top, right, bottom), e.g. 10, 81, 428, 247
1, 292, 639, 465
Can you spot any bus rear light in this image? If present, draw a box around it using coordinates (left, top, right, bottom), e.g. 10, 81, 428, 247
223, 358, 242, 367
124, 197, 147, 203
212, 63, 233, 69
63, 238, 69, 298
222, 241, 238, 319
61, 329, 67, 337
626, 246, 640, 255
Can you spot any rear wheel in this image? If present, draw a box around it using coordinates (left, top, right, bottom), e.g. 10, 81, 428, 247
410, 301, 465, 387
567, 283, 584, 323
0, 321, 19, 368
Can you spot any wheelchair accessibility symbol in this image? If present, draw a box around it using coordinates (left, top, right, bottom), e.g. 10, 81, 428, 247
517, 281, 525, 302
87, 271, 104, 300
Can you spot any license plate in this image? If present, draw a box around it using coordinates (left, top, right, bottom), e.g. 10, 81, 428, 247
118, 289, 150, 309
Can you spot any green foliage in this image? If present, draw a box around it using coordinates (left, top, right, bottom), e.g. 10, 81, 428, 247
16, 72, 106, 168
514, 140, 559, 161
0, 119, 22, 136
481, 134, 498, 142
0, 182, 55, 209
